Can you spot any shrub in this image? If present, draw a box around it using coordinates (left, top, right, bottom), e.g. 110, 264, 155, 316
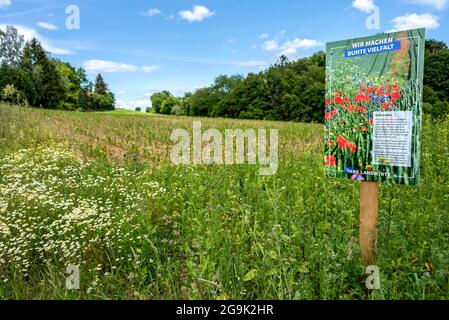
0, 84, 29, 106
92, 92, 115, 111
423, 102, 433, 115
431, 100, 449, 119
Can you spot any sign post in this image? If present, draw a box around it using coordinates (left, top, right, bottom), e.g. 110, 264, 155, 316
324, 29, 425, 265
360, 181, 378, 264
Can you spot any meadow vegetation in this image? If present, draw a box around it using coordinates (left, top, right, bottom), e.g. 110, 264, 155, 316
1, 103, 448, 300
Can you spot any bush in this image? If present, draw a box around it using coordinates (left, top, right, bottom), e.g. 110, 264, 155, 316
161, 97, 181, 115
135, 107, 142, 112
92, 93, 115, 111
431, 100, 449, 119
423, 102, 433, 115
0, 84, 29, 106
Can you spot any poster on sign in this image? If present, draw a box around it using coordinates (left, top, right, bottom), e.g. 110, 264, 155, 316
324, 29, 425, 186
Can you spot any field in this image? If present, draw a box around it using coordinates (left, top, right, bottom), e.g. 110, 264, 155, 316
0, 103, 448, 300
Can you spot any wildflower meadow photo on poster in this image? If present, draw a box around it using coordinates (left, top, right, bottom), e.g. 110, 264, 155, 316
325, 29, 425, 185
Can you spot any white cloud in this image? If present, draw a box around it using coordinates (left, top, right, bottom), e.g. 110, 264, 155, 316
0, 0, 11, 10
0, 24, 72, 55
263, 40, 279, 51
262, 35, 323, 57
142, 65, 161, 73
179, 5, 215, 22
233, 60, 266, 68
37, 22, 58, 30
388, 13, 440, 32
405, 0, 448, 10
279, 38, 323, 57
116, 99, 151, 111
83, 60, 138, 73
352, 0, 377, 13
141, 8, 161, 17
260, 33, 269, 39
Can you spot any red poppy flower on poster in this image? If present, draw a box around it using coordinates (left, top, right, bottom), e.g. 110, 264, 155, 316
325, 111, 337, 120
354, 94, 370, 103
324, 155, 337, 166
337, 135, 357, 153
335, 97, 344, 105
392, 92, 401, 100
376, 87, 383, 96
337, 135, 348, 149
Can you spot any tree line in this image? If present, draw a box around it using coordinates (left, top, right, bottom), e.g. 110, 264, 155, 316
0, 26, 115, 111
150, 39, 449, 122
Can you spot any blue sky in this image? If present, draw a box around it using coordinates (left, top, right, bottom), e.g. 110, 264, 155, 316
1, 0, 448, 110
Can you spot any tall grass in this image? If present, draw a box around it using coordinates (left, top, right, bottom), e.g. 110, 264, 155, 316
0, 104, 448, 300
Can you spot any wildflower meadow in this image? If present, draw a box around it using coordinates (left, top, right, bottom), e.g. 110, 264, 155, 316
0, 103, 448, 300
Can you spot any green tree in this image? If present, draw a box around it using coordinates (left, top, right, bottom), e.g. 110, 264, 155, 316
302, 82, 325, 123
55, 60, 81, 110
424, 50, 449, 101
0, 84, 29, 106
77, 88, 92, 111
431, 100, 449, 119
423, 85, 439, 105
160, 96, 181, 115
0, 64, 34, 102
20, 38, 65, 109
425, 39, 447, 55
91, 92, 115, 111
151, 91, 172, 114
94, 74, 108, 95
188, 87, 214, 116
0, 26, 25, 67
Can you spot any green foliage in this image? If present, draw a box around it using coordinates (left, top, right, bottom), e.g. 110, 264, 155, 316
55, 60, 81, 110
150, 40, 449, 122
423, 102, 433, 115
92, 92, 115, 111
135, 106, 142, 112
0, 84, 28, 106
145, 107, 151, 113
0, 26, 25, 67
19, 38, 65, 109
0, 105, 448, 300
431, 100, 449, 119
424, 50, 449, 102
0, 26, 114, 112
94, 74, 108, 95
160, 53, 327, 122
425, 39, 447, 55
186, 87, 214, 117
151, 91, 172, 114
161, 96, 181, 115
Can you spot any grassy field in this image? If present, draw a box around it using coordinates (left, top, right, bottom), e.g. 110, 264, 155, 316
0, 103, 448, 300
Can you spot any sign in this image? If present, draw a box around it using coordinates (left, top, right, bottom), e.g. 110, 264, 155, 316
324, 29, 425, 185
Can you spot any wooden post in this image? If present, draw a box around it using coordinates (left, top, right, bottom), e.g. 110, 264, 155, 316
360, 181, 379, 265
